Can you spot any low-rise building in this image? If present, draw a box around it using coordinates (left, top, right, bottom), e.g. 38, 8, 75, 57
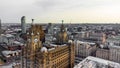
96, 45, 120, 63
106, 36, 120, 46
88, 32, 106, 44
1, 50, 21, 63
109, 46, 120, 63
96, 48, 109, 60
74, 40, 97, 64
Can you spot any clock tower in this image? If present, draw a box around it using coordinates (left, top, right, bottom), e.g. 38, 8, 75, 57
24, 20, 42, 68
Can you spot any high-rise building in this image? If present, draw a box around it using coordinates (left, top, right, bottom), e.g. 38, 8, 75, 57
0, 19, 1, 35
22, 22, 75, 68
21, 16, 26, 33
0, 19, 1, 30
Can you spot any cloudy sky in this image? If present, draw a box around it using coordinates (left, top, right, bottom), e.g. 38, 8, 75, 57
0, 0, 120, 23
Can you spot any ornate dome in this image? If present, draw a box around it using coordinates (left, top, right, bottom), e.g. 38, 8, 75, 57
41, 47, 48, 53
68, 40, 73, 43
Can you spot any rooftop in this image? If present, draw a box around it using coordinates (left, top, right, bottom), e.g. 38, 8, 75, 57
42, 42, 72, 52
75, 40, 96, 46
107, 36, 120, 41
74, 56, 120, 68
2, 50, 21, 58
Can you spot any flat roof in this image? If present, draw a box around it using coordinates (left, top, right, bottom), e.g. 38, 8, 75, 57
74, 56, 120, 68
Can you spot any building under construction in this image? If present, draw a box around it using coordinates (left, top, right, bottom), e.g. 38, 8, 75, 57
21, 22, 75, 68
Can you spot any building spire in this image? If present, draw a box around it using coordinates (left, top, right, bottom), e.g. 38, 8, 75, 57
61, 20, 65, 32
31, 19, 34, 34
62, 20, 64, 25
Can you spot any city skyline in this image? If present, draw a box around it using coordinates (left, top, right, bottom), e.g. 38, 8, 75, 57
0, 0, 120, 23
1, 17, 120, 68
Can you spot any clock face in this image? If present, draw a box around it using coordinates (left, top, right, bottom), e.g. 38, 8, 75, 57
34, 38, 38, 43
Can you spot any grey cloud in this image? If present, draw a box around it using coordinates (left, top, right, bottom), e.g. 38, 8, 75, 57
0, 0, 119, 23
35, 0, 62, 11
34, 0, 110, 11
34, 0, 83, 11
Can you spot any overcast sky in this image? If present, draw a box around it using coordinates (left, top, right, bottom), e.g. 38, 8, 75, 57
0, 0, 120, 23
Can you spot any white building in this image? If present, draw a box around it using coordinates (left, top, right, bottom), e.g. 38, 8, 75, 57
109, 45, 120, 63
74, 40, 97, 64
74, 56, 120, 68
